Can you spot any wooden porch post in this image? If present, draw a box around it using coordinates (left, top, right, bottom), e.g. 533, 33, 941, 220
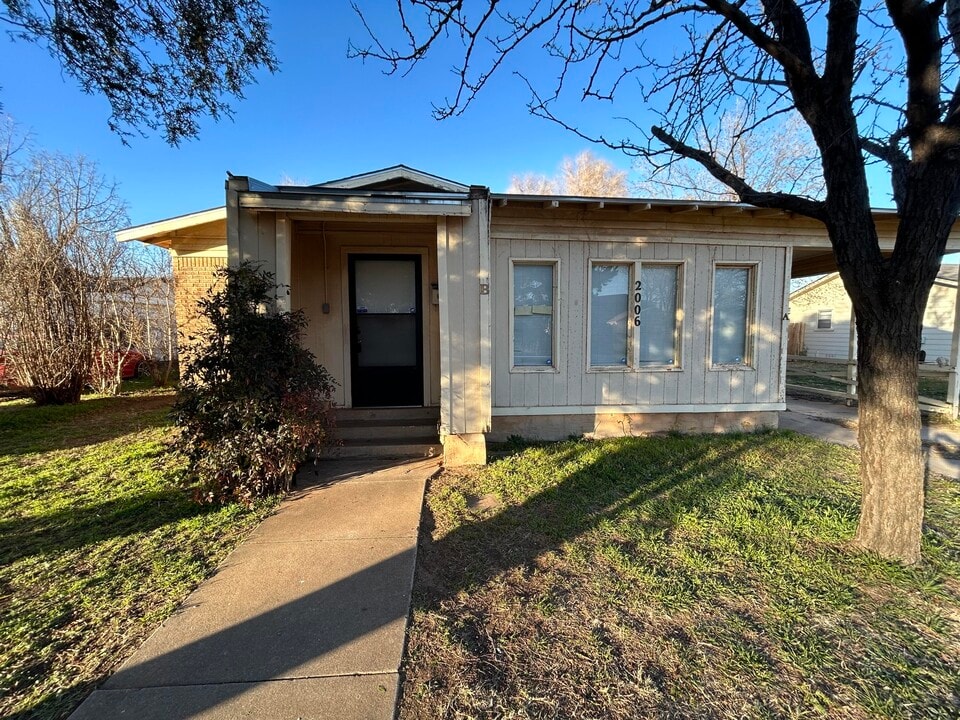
275, 214, 291, 313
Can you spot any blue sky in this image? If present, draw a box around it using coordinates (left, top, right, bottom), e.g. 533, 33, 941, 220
0, 2, 896, 228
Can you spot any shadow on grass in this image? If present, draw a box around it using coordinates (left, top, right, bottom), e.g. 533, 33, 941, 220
0, 393, 174, 457
57, 433, 789, 720
0, 488, 224, 567
415, 433, 772, 602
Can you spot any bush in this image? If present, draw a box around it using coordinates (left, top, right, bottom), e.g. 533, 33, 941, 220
173, 263, 336, 504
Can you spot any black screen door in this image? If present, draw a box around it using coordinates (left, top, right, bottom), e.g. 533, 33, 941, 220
348, 254, 424, 407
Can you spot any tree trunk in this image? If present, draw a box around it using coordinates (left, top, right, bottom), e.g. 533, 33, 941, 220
30, 373, 84, 405
853, 307, 925, 564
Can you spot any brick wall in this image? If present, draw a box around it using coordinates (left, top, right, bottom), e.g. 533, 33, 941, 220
173, 255, 226, 355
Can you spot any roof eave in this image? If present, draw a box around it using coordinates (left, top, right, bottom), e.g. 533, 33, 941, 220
490, 193, 900, 219
115, 207, 227, 243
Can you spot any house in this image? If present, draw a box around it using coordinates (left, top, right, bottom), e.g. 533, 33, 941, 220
117, 165, 957, 465
789, 267, 960, 362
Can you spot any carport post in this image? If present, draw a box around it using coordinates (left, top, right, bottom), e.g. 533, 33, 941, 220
947, 283, 960, 419
846, 309, 857, 401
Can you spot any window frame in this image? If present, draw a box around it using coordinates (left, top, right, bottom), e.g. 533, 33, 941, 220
509, 258, 560, 373
816, 308, 833, 331
708, 262, 759, 370
636, 261, 685, 371
584, 259, 686, 373
586, 260, 635, 371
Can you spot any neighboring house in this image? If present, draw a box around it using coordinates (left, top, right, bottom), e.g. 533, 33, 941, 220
117, 165, 957, 465
789, 267, 959, 361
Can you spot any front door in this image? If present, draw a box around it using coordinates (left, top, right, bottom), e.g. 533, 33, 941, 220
348, 254, 424, 407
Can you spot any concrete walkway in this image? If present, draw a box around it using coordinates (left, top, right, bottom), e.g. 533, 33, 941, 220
781, 398, 960, 479
70, 457, 440, 720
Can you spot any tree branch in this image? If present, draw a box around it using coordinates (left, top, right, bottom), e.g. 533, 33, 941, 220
885, 0, 945, 156
861, 136, 909, 207
651, 125, 827, 219
823, 0, 862, 97
700, 0, 819, 86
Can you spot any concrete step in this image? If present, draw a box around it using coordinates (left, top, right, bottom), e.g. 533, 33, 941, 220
335, 406, 440, 423
335, 415, 437, 429
320, 439, 441, 460
335, 424, 439, 442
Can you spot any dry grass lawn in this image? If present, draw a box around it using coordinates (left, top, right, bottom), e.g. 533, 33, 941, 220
400, 432, 960, 719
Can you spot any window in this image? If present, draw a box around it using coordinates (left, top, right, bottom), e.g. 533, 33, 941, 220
817, 309, 833, 330
513, 262, 556, 367
589, 264, 630, 367
639, 264, 681, 366
711, 265, 754, 366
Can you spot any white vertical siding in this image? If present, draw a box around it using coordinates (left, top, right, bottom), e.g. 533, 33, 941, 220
922, 281, 958, 361
490, 210, 788, 412
438, 197, 492, 435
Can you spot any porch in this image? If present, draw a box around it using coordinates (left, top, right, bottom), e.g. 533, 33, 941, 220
225, 167, 493, 465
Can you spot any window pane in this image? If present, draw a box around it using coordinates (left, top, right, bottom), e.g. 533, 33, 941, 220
357, 315, 417, 367
817, 309, 832, 329
514, 264, 554, 366
590, 265, 630, 366
639, 265, 679, 365
712, 267, 751, 365
354, 260, 417, 314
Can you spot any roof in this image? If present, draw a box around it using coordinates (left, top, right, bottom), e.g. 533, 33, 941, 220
790, 264, 960, 300
489, 192, 901, 218
314, 165, 469, 193
116, 207, 226, 243
116, 165, 960, 275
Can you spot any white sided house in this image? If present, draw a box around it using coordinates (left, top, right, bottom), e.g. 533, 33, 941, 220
118, 165, 951, 464
789, 267, 960, 362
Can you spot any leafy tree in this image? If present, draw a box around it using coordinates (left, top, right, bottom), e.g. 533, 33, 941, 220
0, 0, 276, 143
352, 0, 960, 563
510, 150, 629, 196
173, 263, 336, 505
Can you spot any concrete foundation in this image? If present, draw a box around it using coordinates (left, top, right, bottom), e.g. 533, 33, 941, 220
489, 411, 779, 442
441, 432, 487, 466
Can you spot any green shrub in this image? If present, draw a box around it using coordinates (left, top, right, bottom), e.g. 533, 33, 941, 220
173, 263, 336, 504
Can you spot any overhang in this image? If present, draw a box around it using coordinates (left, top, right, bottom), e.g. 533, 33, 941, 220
491, 193, 960, 278
116, 207, 227, 244
237, 187, 473, 217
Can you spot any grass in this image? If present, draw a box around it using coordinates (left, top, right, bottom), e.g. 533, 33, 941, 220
400, 432, 960, 719
0, 385, 278, 719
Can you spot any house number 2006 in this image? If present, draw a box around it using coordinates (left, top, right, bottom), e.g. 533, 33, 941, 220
633, 279, 642, 326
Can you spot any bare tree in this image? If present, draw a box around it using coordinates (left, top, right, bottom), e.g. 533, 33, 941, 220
509, 150, 628, 196
0, 116, 29, 184
352, 0, 960, 563
0, 0, 276, 144
637, 107, 824, 200
0, 150, 129, 404
508, 172, 558, 195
